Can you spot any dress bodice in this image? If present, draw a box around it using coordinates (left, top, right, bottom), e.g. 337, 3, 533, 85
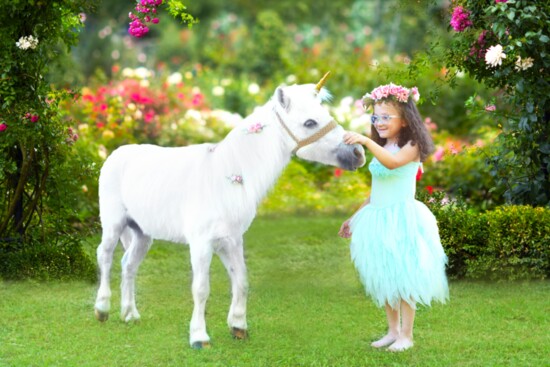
368, 157, 420, 207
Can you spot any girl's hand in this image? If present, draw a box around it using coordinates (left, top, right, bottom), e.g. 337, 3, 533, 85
338, 219, 352, 238
343, 131, 368, 146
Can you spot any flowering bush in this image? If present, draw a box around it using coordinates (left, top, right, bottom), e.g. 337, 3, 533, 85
0, 1, 97, 280
446, 0, 550, 206
128, 0, 197, 38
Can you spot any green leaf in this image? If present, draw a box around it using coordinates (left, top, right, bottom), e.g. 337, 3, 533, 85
540, 35, 549, 43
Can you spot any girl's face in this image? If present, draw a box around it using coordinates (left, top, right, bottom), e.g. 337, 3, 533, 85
372, 102, 406, 144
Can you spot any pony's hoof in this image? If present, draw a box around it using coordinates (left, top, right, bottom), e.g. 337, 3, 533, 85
231, 327, 248, 340
191, 341, 211, 350
95, 309, 109, 322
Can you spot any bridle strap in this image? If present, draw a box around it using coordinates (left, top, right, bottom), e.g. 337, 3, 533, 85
274, 109, 338, 154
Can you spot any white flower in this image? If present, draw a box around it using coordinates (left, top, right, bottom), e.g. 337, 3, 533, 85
515, 56, 534, 71
286, 74, 297, 84
16, 35, 39, 50
248, 83, 260, 95
122, 67, 134, 78
167, 72, 182, 85
212, 86, 225, 96
485, 44, 507, 68
134, 67, 152, 79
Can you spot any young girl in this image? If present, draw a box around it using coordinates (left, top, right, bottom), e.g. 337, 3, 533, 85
339, 83, 449, 352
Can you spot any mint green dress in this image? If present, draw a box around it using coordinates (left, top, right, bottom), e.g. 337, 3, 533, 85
350, 156, 449, 309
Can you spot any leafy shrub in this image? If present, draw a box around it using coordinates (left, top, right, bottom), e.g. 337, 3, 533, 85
419, 190, 487, 278
420, 190, 550, 280
467, 206, 550, 281
0, 234, 96, 281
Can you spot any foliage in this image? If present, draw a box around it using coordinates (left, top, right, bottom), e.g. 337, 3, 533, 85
0, 1, 96, 279
446, 0, 550, 206
469, 205, 550, 280
419, 190, 550, 280
422, 126, 504, 210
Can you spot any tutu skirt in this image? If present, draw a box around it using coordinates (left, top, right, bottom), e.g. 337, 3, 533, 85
350, 199, 449, 309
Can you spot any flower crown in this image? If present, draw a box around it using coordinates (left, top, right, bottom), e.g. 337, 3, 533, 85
362, 83, 420, 106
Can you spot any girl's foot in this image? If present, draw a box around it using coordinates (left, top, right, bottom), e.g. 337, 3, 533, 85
387, 336, 414, 352
371, 333, 398, 348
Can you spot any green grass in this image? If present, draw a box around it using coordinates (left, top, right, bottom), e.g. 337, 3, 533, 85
1, 215, 549, 366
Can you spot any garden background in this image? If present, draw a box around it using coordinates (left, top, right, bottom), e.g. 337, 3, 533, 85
0, 0, 549, 365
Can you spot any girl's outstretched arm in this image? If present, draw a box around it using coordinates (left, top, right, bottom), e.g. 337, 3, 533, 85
343, 132, 419, 169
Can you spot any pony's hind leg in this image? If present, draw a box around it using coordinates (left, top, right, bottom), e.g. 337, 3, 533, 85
217, 235, 248, 340
120, 225, 152, 322
94, 223, 124, 322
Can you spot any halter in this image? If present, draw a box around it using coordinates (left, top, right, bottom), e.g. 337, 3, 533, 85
274, 108, 338, 155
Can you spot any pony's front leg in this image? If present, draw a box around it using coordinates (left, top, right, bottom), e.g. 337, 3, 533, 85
189, 241, 214, 349
218, 236, 248, 340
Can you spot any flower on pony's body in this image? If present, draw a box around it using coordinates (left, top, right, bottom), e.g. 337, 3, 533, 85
450, 6, 473, 32
485, 44, 507, 67
362, 83, 420, 106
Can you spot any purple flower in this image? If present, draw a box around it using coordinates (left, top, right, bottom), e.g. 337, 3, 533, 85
450, 6, 473, 32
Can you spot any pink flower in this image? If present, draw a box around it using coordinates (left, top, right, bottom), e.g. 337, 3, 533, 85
30, 114, 39, 123
485, 105, 496, 112
433, 146, 444, 162
495, 0, 507, 3
450, 143, 458, 155
450, 6, 473, 32
144, 110, 155, 123
0, 123, 7, 132
247, 122, 264, 134
363, 83, 419, 104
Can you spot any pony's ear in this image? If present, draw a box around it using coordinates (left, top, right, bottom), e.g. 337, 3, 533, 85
276, 87, 291, 112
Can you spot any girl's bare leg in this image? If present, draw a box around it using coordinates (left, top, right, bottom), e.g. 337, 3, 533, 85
371, 303, 400, 348
388, 300, 415, 352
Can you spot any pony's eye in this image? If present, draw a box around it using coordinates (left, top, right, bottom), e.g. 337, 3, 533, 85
304, 119, 318, 128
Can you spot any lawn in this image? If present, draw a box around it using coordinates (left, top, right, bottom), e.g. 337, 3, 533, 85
1, 216, 548, 366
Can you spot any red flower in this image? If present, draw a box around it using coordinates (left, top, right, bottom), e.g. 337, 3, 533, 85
334, 168, 343, 178
426, 186, 434, 195
416, 166, 423, 181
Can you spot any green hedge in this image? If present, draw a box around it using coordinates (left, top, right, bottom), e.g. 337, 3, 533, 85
420, 191, 550, 280
0, 234, 96, 281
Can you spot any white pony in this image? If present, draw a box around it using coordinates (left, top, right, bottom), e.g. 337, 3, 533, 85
94, 74, 366, 348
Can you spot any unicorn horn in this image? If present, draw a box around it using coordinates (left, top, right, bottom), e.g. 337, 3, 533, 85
315, 71, 331, 92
